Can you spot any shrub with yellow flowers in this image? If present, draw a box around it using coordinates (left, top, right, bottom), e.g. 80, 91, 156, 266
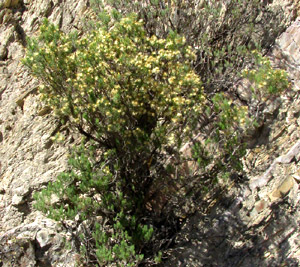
242, 51, 290, 102
22, 11, 291, 265
89, 0, 288, 95
24, 16, 204, 265
23, 16, 202, 154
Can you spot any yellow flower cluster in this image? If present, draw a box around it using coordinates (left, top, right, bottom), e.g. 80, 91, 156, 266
24, 15, 204, 149
242, 52, 290, 98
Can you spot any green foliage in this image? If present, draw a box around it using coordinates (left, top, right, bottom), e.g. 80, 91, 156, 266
23, 16, 202, 155
34, 144, 153, 265
192, 93, 248, 183
26, 2, 290, 265
242, 51, 291, 101
210, 93, 248, 171
27, 15, 204, 265
89, 0, 287, 93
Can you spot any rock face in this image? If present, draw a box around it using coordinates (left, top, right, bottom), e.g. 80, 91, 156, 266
0, 1, 300, 266
0, 1, 88, 265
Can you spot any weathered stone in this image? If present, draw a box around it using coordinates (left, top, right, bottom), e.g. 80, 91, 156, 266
7, 42, 24, 60
263, 98, 281, 115
277, 31, 294, 51
268, 189, 281, 202
37, 106, 52, 116
11, 194, 24, 206
2, 9, 13, 24
255, 199, 268, 213
250, 207, 272, 226
277, 176, 295, 195
292, 174, 300, 182
0, 1, 89, 265
19, 242, 36, 267
0, 216, 77, 266
15, 87, 38, 109
0, 0, 20, 9
236, 79, 252, 102
0, 26, 14, 60
268, 176, 296, 201
36, 229, 52, 248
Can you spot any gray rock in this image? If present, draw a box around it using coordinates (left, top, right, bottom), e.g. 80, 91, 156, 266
11, 194, 24, 206
36, 229, 52, 248
0, 0, 87, 265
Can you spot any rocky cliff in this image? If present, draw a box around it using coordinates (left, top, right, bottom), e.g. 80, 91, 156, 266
0, 1, 88, 265
0, 0, 300, 266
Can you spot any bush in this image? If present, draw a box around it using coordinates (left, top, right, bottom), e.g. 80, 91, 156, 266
26, 16, 204, 265
242, 51, 290, 101
24, 17, 202, 152
89, 0, 288, 93
24, 2, 291, 265
34, 144, 152, 265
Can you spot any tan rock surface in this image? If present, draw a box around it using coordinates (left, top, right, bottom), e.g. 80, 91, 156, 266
0, 0, 88, 265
